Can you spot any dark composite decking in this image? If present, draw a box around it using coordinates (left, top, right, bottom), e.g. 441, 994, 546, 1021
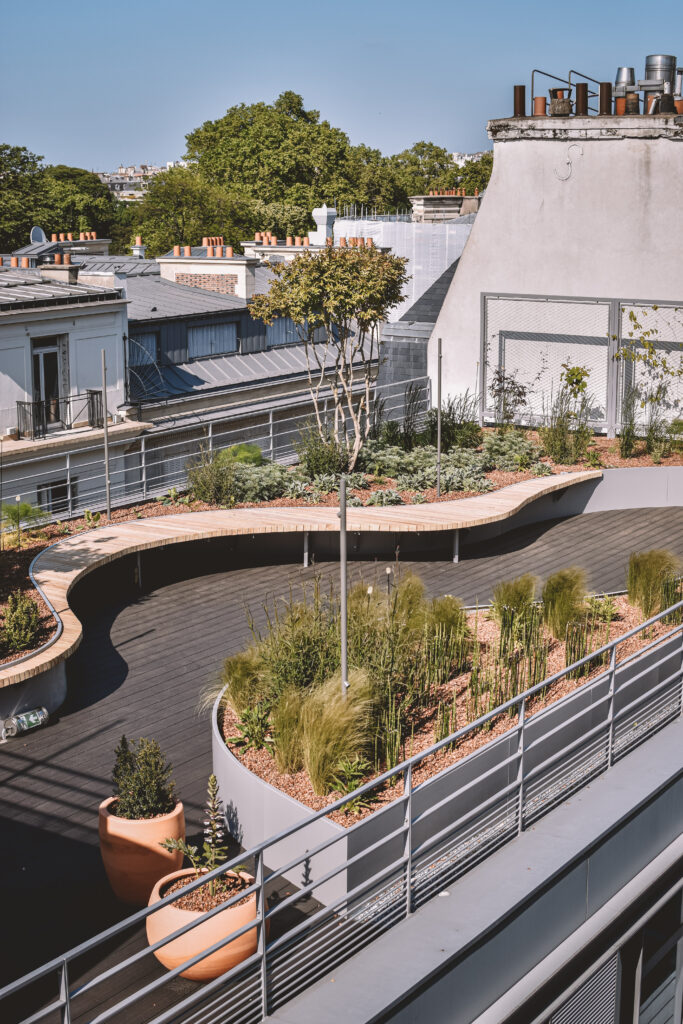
1, 507, 682, 1018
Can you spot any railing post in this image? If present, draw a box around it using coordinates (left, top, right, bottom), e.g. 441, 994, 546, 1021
607, 644, 617, 766
66, 452, 73, 519
59, 959, 71, 1024
208, 421, 213, 457
256, 849, 268, 1018
269, 410, 274, 461
517, 697, 526, 833
141, 436, 147, 500
405, 762, 413, 915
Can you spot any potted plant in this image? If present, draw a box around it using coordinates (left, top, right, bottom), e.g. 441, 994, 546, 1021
99, 736, 185, 905
146, 775, 257, 981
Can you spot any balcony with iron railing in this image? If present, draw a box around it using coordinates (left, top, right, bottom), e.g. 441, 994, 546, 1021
15, 389, 104, 440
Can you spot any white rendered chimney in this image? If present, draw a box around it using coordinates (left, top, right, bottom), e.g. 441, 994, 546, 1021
308, 204, 337, 245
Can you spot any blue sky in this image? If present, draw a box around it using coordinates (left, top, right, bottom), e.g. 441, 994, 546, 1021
3, 0, 683, 170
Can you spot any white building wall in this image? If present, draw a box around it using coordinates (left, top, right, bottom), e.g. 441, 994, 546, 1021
431, 116, 683, 404
0, 305, 127, 434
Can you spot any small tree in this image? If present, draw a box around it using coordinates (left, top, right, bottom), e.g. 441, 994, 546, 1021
250, 247, 408, 470
1, 501, 45, 548
111, 735, 177, 819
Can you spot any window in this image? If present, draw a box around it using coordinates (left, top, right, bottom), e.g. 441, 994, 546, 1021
37, 478, 76, 516
266, 318, 299, 348
129, 332, 159, 366
187, 322, 238, 359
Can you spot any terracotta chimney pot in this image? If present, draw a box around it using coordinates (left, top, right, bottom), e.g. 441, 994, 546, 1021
202, 236, 209, 246
184, 245, 192, 257
226, 246, 234, 258
271, 236, 278, 245
67, 232, 73, 241
59, 232, 65, 242
54, 253, 63, 264
64, 253, 72, 265
303, 237, 310, 246
215, 245, 223, 257
340, 236, 347, 247
51, 233, 58, 242
326, 237, 333, 246
92, 231, 97, 239
286, 236, 293, 246
79, 232, 86, 240
21, 257, 29, 268
366, 238, 374, 247
173, 244, 181, 257
294, 236, 301, 246
206, 245, 214, 258
474, 187, 479, 196
10, 256, 18, 267
136, 235, 142, 246
255, 232, 262, 242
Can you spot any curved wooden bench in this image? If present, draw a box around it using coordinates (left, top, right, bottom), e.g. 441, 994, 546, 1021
0, 470, 601, 689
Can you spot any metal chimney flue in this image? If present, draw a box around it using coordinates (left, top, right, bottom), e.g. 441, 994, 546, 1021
575, 82, 588, 116
599, 82, 612, 115
513, 85, 526, 117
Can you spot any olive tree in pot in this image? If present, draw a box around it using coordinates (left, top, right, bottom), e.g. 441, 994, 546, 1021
147, 775, 256, 981
99, 736, 185, 905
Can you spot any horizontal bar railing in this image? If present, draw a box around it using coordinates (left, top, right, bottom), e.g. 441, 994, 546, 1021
1, 376, 430, 532
1, 598, 681, 1024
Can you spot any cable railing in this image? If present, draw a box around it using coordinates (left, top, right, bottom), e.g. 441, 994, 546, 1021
0, 377, 430, 527
2, 600, 681, 1024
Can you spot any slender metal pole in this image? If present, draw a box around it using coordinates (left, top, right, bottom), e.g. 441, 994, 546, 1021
256, 849, 268, 1018
607, 644, 617, 766
339, 475, 348, 699
101, 349, 111, 520
405, 762, 413, 916
517, 697, 526, 833
436, 337, 442, 499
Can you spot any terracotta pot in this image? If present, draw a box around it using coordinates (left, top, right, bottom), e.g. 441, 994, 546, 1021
615, 97, 626, 115
533, 96, 546, 116
99, 797, 185, 905
147, 868, 257, 981
676, 99, 683, 115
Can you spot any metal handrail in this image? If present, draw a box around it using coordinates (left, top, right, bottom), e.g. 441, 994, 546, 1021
2, 597, 682, 1023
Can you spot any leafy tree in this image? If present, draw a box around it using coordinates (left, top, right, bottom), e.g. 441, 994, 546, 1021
0, 145, 44, 251
388, 141, 459, 198
38, 164, 117, 239
458, 151, 493, 194
250, 246, 408, 470
132, 167, 252, 255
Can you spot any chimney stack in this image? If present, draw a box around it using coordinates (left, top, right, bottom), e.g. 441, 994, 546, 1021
132, 235, 147, 259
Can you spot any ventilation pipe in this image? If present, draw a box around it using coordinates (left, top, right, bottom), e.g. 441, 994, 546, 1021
599, 83, 612, 115
575, 82, 588, 115
513, 85, 526, 117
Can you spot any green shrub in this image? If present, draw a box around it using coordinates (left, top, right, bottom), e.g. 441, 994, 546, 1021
218, 443, 263, 466
260, 588, 339, 695
187, 449, 236, 504
364, 488, 404, 506
628, 549, 681, 620
586, 593, 617, 622
1, 500, 45, 546
111, 735, 176, 819
481, 430, 540, 471
541, 568, 588, 639
301, 671, 375, 795
619, 387, 639, 458
491, 574, 538, 623
426, 595, 468, 637
296, 424, 349, 478
531, 461, 553, 476
232, 463, 288, 501
1, 591, 40, 654
228, 703, 273, 751
221, 647, 268, 715
424, 391, 482, 451
272, 689, 305, 773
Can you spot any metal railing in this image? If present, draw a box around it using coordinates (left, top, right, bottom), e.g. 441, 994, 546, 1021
2, 600, 681, 1024
16, 390, 104, 439
1, 377, 430, 527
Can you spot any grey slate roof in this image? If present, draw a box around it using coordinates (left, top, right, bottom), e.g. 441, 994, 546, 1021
74, 256, 160, 277
254, 264, 276, 294
12, 241, 61, 257
131, 343, 328, 403
125, 276, 247, 323
399, 258, 460, 324
0, 269, 123, 311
